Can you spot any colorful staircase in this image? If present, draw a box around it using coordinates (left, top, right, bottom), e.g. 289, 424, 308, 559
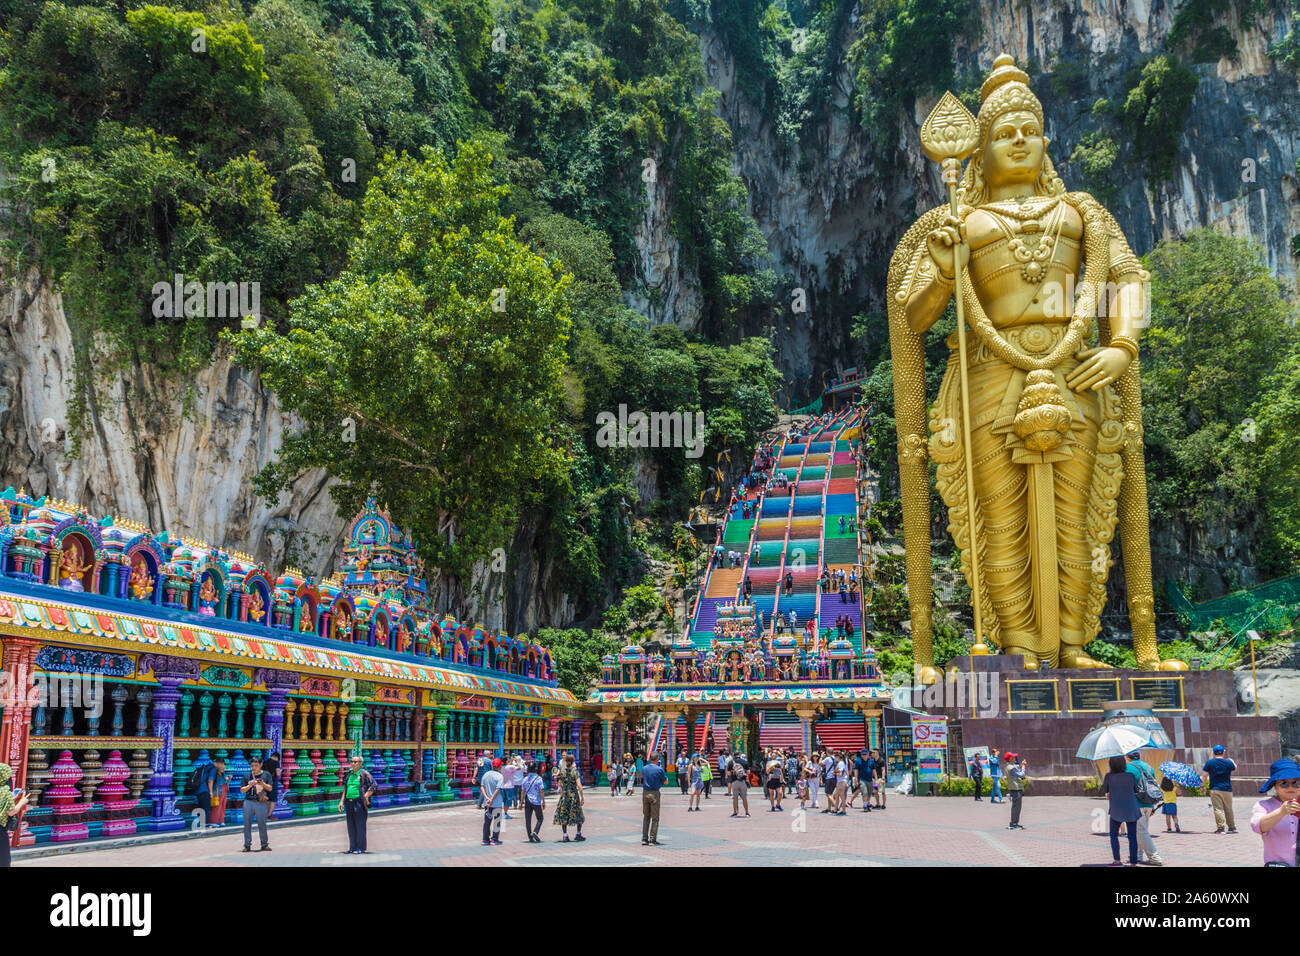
687, 407, 866, 653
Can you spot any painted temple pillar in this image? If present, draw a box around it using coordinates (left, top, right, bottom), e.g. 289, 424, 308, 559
347, 700, 365, 758
138, 654, 202, 834
569, 718, 587, 786
1, 636, 39, 846
492, 699, 509, 759
791, 705, 819, 756
256, 667, 300, 819
729, 702, 748, 758
597, 711, 619, 785
547, 716, 560, 781
433, 709, 454, 801
411, 706, 426, 799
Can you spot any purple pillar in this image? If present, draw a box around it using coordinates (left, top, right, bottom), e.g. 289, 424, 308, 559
256, 667, 300, 819
138, 654, 201, 833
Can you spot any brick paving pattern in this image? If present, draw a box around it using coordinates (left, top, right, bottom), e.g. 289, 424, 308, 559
18, 790, 1269, 867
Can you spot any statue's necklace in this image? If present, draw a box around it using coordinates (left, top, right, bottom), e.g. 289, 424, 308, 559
984, 196, 1065, 283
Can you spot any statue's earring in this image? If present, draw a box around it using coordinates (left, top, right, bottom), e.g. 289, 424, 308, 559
1043, 136, 1051, 149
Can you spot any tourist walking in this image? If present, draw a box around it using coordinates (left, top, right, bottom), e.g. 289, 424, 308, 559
0, 764, 28, 868
676, 750, 690, 795
500, 753, 516, 819
209, 756, 229, 826
970, 753, 984, 802
480, 757, 505, 846
766, 755, 784, 811
609, 759, 622, 797
1125, 750, 1164, 865
641, 754, 667, 845
1005, 753, 1026, 830
851, 750, 872, 813
521, 762, 545, 843
871, 750, 887, 809
1102, 755, 1140, 866
1202, 744, 1238, 834
239, 755, 274, 852
833, 752, 849, 815
730, 759, 751, 817
338, 754, 378, 853
689, 757, 704, 810
988, 747, 1002, 804
805, 755, 821, 809
785, 751, 799, 797
553, 753, 586, 842
1250, 759, 1300, 866
194, 754, 221, 828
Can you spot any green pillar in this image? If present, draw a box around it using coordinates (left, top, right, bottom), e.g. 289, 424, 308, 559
347, 701, 366, 758
434, 710, 453, 801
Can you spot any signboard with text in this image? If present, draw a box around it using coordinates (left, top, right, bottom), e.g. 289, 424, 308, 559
910, 714, 947, 750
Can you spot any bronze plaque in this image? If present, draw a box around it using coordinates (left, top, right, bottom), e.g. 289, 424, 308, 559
1068, 678, 1120, 712
1006, 679, 1059, 713
1130, 678, 1185, 711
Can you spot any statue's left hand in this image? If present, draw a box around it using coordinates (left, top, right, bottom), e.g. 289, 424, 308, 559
1066, 346, 1130, 392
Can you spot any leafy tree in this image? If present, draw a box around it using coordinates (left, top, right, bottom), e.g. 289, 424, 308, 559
537, 627, 620, 693
1142, 229, 1300, 576
227, 142, 573, 581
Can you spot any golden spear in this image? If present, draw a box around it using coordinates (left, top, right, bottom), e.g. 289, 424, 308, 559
919, 93, 987, 655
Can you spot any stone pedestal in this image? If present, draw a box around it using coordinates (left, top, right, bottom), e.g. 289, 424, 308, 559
931, 656, 1281, 794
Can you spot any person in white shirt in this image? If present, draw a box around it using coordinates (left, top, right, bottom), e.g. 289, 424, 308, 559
833, 755, 849, 815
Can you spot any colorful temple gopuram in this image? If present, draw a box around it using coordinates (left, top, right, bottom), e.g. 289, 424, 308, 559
0, 491, 591, 845
587, 408, 892, 778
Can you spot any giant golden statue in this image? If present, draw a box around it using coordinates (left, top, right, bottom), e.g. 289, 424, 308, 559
888, 55, 1185, 679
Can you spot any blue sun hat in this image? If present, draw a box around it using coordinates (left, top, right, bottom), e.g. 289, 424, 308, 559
1259, 758, 1300, 794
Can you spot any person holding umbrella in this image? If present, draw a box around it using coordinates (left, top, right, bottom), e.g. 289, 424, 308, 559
1102, 755, 1141, 866
1158, 761, 1200, 834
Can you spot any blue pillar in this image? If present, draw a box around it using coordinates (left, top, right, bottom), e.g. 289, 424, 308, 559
492, 700, 509, 758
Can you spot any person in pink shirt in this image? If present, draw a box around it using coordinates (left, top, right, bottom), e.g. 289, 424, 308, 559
1250, 758, 1300, 867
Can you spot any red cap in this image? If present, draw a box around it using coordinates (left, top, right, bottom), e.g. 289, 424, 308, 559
1003, 752, 1018, 761
492, 758, 503, 768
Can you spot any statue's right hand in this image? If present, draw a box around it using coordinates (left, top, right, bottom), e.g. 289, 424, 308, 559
926, 214, 968, 282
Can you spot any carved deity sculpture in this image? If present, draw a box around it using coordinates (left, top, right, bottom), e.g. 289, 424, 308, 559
334, 608, 354, 641
889, 55, 1185, 677
58, 543, 91, 590
129, 560, 154, 601
198, 577, 218, 615
248, 589, 265, 623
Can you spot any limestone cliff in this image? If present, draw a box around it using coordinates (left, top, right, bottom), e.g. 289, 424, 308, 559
3, 0, 1296, 629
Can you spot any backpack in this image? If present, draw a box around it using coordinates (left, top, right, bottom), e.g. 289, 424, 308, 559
1133, 763, 1163, 805
188, 763, 210, 795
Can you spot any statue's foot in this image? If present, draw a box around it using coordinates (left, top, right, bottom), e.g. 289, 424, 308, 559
1157, 658, 1189, 672
1059, 647, 1111, 669
1003, 646, 1039, 670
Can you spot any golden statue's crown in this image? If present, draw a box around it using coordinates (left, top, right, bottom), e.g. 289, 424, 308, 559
977, 53, 1043, 144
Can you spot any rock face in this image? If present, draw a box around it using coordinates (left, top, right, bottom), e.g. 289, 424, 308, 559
3, 1, 1298, 630
1236, 651, 1300, 756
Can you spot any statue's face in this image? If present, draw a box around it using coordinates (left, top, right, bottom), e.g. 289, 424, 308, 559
981, 109, 1043, 187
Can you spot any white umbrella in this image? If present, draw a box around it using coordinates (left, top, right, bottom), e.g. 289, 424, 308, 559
1076, 723, 1154, 761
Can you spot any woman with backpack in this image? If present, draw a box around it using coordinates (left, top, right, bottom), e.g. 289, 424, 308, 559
1102, 755, 1140, 866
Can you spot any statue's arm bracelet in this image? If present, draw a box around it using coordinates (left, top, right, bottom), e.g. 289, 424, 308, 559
1109, 335, 1139, 360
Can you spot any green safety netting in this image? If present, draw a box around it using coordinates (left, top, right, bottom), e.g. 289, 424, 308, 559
788, 397, 823, 416
1167, 575, 1300, 632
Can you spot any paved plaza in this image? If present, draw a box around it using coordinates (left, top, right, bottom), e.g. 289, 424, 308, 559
16, 790, 1268, 867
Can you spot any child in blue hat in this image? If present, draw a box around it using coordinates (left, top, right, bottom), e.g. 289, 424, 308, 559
1250, 759, 1300, 867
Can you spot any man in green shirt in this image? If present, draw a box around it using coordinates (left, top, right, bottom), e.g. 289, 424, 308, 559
337, 755, 377, 854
